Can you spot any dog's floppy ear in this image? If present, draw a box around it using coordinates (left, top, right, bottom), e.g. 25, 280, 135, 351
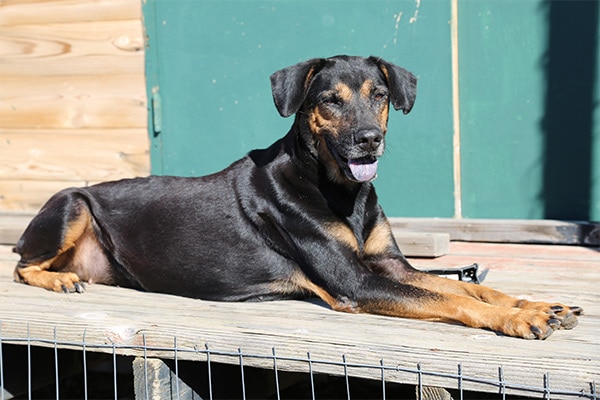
270, 58, 327, 117
369, 56, 417, 114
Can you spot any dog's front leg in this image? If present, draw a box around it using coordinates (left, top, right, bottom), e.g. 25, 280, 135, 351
350, 267, 579, 340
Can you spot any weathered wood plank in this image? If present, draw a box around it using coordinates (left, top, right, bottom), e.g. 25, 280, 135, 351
132, 358, 202, 400
0, 129, 149, 180
0, 20, 144, 76
0, 0, 141, 26
393, 231, 449, 257
0, 76, 146, 129
0, 0, 148, 214
0, 243, 598, 397
0, 180, 87, 210
390, 217, 600, 246
0, 211, 33, 244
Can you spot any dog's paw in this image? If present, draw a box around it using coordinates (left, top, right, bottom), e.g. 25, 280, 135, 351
16, 267, 86, 294
50, 272, 85, 294
516, 300, 582, 330
504, 308, 562, 340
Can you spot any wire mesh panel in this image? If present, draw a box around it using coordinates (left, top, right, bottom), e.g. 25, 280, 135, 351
0, 323, 597, 400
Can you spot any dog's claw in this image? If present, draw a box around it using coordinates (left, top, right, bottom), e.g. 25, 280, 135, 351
61, 282, 85, 294
548, 318, 561, 330
74, 282, 86, 293
529, 324, 555, 340
529, 325, 543, 339
569, 306, 584, 315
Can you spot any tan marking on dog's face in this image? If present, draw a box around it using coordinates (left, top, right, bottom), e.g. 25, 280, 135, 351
364, 221, 394, 256
335, 82, 353, 103
379, 64, 390, 83
360, 79, 374, 99
378, 102, 390, 133
308, 106, 334, 135
359, 79, 390, 132
325, 222, 359, 252
307, 83, 353, 137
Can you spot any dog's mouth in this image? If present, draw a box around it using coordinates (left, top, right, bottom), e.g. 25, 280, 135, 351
328, 144, 379, 182
346, 157, 379, 182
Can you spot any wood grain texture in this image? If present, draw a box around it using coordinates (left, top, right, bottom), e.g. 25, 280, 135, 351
0, 0, 141, 26
0, 20, 144, 76
393, 231, 450, 257
0, 243, 597, 397
0, 0, 149, 212
0, 180, 87, 210
0, 129, 149, 181
0, 76, 146, 129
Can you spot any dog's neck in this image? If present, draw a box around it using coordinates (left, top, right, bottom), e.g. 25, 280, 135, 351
284, 124, 375, 220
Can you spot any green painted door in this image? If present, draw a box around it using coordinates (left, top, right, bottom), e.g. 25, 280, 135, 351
144, 0, 600, 220
144, 0, 455, 218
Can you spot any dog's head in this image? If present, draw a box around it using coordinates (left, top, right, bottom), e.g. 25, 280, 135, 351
270, 55, 417, 183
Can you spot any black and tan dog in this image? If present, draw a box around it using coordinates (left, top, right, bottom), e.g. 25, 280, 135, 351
13, 55, 582, 339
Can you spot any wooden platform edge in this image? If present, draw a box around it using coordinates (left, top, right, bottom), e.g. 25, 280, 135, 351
389, 217, 600, 246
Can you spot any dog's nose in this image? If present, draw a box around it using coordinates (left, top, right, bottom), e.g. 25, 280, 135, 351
355, 130, 383, 152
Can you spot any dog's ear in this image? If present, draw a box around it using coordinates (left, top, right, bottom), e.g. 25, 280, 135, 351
270, 58, 327, 117
370, 57, 417, 114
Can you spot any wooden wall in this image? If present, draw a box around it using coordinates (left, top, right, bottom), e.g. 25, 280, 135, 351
0, 0, 149, 211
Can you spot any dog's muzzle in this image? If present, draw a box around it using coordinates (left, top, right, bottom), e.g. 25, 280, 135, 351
328, 129, 384, 183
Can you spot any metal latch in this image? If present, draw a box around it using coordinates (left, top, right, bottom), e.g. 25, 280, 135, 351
423, 263, 488, 284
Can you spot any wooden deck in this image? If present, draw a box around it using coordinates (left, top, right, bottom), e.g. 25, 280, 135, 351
0, 241, 598, 397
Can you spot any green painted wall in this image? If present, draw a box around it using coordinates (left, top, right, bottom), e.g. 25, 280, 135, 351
459, 0, 600, 220
144, 0, 600, 221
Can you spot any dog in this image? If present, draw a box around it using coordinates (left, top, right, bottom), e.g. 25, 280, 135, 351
13, 55, 582, 339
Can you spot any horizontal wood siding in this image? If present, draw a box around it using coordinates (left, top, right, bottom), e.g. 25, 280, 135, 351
0, 0, 149, 211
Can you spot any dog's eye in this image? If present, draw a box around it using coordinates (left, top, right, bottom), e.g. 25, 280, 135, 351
320, 94, 341, 107
373, 91, 388, 101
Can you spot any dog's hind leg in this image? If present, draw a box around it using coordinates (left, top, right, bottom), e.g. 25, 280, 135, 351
13, 189, 96, 293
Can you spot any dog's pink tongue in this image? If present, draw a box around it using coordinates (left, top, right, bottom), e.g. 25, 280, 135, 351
348, 159, 378, 182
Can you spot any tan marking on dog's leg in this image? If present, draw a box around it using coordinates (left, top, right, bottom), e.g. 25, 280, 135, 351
59, 208, 92, 254
16, 265, 83, 293
408, 272, 520, 306
407, 272, 582, 332
361, 292, 560, 339
14, 207, 92, 292
290, 271, 358, 313
364, 220, 394, 256
325, 222, 359, 252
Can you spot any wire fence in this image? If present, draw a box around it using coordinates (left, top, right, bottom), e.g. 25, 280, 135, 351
0, 323, 597, 400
